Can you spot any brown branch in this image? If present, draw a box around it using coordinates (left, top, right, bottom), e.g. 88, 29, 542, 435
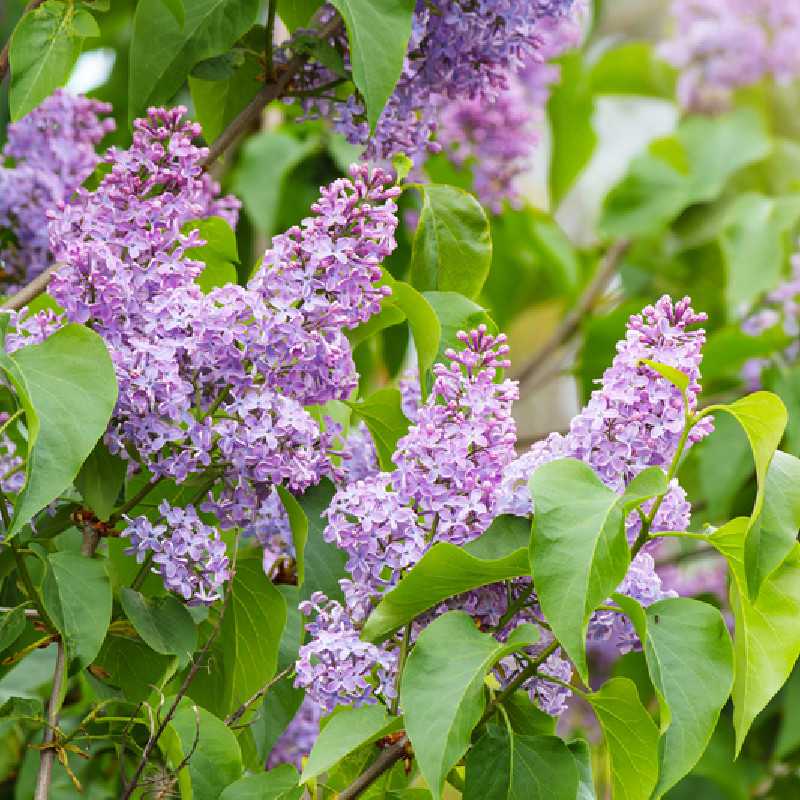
1, 12, 343, 313
338, 737, 410, 800
514, 239, 631, 390
0, 0, 47, 84
34, 638, 66, 800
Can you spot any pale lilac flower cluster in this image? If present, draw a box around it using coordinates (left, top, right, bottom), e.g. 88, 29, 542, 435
0, 90, 114, 286
296, 328, 520, 710
286, 1, 579, 166
660, 0, 800, 111
124, 502, 229, 605
499, 296, 711, 651
436, 6, 584, 210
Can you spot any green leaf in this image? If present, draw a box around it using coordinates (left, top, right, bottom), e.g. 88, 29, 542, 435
719, 193, 800, 316
302, 705, 402, 782
278, 0, 323, 30
613, 596, 734, 797
0, 606, 27, 656
641, 358, 689, 394
128, 0, 260, 121
328, 0, 415, 131
586, 677, 659, 800
346, 388, 410, 471
221, 764, 304, 800
422, 291, 497, 372
185, 216, 240, 292
119, 588, 198, 666
530, 460, 668, 681
568, 739, 596, 800
400, 611, 539, 800
601, 109, 771, 238
410, 185, 492, 300
706, 391, 788, 597
501, 691, 556, 737
0, 324, 117, 539
707, 519, 800, 753
190, 51, 261, 143
548, 52, 598, 207
231, 131, 319, 238
91, 634, 176, 703
747, 450, 800, 599
776, 667, 800, 760
589, 41, 676, 99
42, 552, 112, 666
75, 440, 126, 521
71, 7, 100, 37
464, 726, 578, 800
347, 298, 407, 349
165, 700, 243, 800
159, 0, 186, 26
362, 515, 530, 643
276, 486, 308, 587
8, 1, 79, 121
189, 556, 286, 717
296, 479, 348, 603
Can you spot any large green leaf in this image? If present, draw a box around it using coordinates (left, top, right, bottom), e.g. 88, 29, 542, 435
346, 388, 410, 471
189, 556, 286, 717
589, 41, 676, 98
530, 460, 668, 681
328, 0, 415, 130
1, 324, 117, 539
586, 677, 659, 800
361, 515, 530, 643
464, 725, 578, 800
232, 131, 319, 239
704, 391, 787, 598
0, 605, 27, 656
400, 611, 539, 800
410, 185, 492, 300
128, 0, 260, 121
548, 52, 597, 207
613, 596, 734, 797
185, 216, 240, 292
8, 0, 79, 120
296, 479, 347, 603
568, 739, 597, 800
278, 0, 323, 30
707, 519, 800, 753
467, 727, 577, 800
719, 193, 800, 316
75, 440, 126, 521
120, 588, 198, 666
301, 705, 402, 782
91, 635, 176, 703
165, 700, 243, 800
42, 552, 112, 666
221, 764, 304, 800
276, 486, 308, 587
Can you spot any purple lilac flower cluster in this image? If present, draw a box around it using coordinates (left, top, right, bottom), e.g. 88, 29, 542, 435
296, 328, 580, 714
11, 101, 399, 604
0, 90, 114, 287
499, 295, 711, 651
660, 0, 800, 111
285, 1, 582, 207
267, 696, 323, 770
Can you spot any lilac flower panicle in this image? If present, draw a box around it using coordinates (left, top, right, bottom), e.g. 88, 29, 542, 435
124, 502, 230, 605
660, 0, 800, 111
267, 697, 322, 770
0, 90, 114, 286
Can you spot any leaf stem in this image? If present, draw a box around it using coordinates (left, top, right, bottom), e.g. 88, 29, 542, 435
109, 476, 165, 523
390, 623, 412, 715
265, 0, 277, 81
34, 637, 66, 800
8, 539, 56, 633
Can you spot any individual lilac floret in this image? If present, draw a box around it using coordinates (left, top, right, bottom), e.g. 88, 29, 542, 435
0, 90, 114, 286
659, 0, 800, 111
393, 326, 518, 545
266, 696, 323, 770
295, 593, 397, 712
124, 502, 230, 605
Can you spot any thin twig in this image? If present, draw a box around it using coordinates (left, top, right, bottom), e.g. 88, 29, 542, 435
34, 638, 66, 800
0, 604, 38, 618
0, 0, 47, 84
224, 666, 291, 727
0, 262, 58, 311
515, 240, 631, 389
338, 738, 410, 800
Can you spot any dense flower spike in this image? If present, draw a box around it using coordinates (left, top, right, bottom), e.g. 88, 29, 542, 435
266, 697, 323, 769
0, 91, 114, 286
660, 0, 800, 110
124, 502, 230, 605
